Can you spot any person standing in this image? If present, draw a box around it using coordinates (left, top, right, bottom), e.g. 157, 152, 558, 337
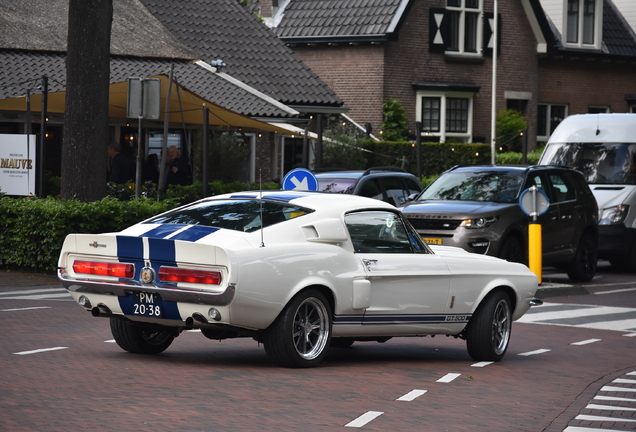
107, 142, 133, 184
165, 145, 192, 187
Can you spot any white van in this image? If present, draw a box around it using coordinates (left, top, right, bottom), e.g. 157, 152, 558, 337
538, 113, 636, 271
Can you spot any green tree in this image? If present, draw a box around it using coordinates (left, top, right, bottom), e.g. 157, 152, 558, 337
496, 109, 527, 153
381, 98, 408, 142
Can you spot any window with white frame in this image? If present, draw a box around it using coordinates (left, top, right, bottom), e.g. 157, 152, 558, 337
565, 0, 603, 49
537, 104, 568, 140
418, 92, 474, 142
446, 0, 482, 54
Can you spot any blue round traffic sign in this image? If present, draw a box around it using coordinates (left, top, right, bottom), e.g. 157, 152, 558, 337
519, 186, 550, 217
282, 168, 319, 191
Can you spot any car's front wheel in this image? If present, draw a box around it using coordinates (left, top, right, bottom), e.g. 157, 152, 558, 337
263, 289, 332, 368
567, 232, 597, 282
110, 317, 175, 354
465, 291, 512, 361
498, 235, 525, 264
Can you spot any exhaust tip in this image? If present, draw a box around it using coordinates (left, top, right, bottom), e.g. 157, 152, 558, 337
91, 303, 112, 317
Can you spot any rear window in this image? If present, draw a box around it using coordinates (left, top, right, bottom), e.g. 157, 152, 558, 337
540, 143, 636, 185
318, 178, 356, 193
146, 199, 314, 232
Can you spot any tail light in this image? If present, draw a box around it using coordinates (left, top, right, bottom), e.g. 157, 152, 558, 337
73, 260, 134, 278
159, 266, 222, 285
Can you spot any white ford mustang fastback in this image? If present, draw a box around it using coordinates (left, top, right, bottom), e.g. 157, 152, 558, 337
58, 190, 539, 368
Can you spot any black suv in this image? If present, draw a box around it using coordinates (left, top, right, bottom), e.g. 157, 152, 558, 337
400, 165, 599, 282
315, 167, 423, 207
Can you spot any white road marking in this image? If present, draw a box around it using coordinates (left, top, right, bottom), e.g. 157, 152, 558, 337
575, 414, 636, 422
471, 361, 494, 367
601, 386, 636, 392
519, 305, 633, 322
0, 288, 70, 301
625, 333, 636, 337
518, 302, 636, 332
344, 411, 383, 428
396, 389, 427, 401
2, 306, 51, 312
14, 347, 68, 355
571, 339, 601, 345
0, 288, 66, 296
594, 287, 636, 295
594, 395, 636, 402
1, 293, 71, 300
564, 427, 628, 432
613, 378, 636, 384
518, 349, 551, 356
436, 373, 461, 383
628, 371, 636, 376
586, 403, 636, 411
105, 340, 116, 343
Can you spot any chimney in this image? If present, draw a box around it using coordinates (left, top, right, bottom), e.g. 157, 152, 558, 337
260, 0, 278, 18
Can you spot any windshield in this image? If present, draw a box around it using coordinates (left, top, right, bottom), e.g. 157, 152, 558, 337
146, 199, 313, 232
419, 171, 524, 203
540, 143, 636, 185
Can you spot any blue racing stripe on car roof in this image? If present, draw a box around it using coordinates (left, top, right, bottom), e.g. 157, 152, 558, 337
116, 236, 143, 259
148, 237, 176, 262
171, 225, 219, 241
229, 193, 258, 199
142, 224, 186, 239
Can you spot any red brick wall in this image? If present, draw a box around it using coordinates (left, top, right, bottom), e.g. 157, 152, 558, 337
285, 0, 540, 147
538, 56, 636, 114
289, 44, 386, 129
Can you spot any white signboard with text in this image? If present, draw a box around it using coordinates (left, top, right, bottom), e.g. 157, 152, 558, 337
0, 134, 36, 196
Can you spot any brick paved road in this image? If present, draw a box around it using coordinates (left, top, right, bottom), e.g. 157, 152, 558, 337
1, 269, 634, 431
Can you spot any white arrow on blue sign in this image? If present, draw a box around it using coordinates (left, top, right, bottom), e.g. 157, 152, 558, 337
282, 168, 319, 191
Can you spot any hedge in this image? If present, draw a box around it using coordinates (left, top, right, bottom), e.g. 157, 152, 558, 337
361, 140, 492, 176
0, 197, 173, 272
0, 180, 281, 272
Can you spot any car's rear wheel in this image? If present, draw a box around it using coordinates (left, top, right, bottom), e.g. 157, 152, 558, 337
263, 289, 332, 368
465, 291, 512, 361
498, 235, 525, 264
110, 317, 174, 354
567, 232, 597, 282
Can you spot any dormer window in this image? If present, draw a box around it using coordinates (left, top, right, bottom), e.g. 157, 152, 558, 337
565, 0, 602, 49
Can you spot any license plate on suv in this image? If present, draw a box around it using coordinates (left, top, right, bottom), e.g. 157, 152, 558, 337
423, 237, 443, 245
132, 292, 163, 318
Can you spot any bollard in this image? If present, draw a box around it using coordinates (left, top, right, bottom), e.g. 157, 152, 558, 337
528, 223, 542, 283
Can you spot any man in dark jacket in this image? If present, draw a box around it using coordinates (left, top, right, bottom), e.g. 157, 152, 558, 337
165, 145, 192, 187
107, 142, 133, 184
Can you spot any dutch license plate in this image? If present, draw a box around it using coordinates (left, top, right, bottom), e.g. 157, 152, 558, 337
423, 237, 443, 245
132, 292, 163, 318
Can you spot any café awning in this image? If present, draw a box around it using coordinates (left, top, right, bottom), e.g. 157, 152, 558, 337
0, 74, 295, 134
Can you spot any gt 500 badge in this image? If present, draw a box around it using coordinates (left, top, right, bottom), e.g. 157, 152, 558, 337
445, 315, 467, 322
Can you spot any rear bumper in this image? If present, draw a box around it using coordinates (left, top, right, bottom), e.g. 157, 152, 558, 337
58, 269, 236, 306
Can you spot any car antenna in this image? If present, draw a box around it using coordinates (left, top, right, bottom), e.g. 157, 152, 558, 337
596, 114, 600, 135
259, 169, 265, 248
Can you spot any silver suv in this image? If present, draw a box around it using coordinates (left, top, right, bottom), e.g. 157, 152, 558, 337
400, 165, 599, 282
